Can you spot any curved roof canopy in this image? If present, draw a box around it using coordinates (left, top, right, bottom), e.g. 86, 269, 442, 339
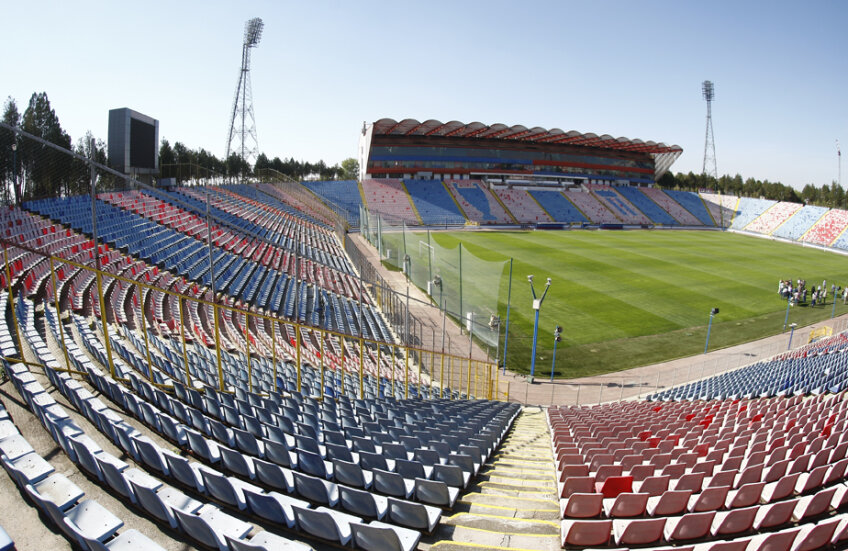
371, 118, 683, 178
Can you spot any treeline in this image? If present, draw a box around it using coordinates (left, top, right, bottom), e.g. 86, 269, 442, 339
1, 93, 119, 204
657, 171, 848, 210
1, 90, 358, 205
158, 143, 358, 182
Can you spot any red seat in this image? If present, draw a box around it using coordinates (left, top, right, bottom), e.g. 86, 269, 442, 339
595, 476, 632, 499
613, 518, 665, 547
664, 511, 715, 542
561, 493, 603, 519
791, 518, 841, 551
602, 492, 649, 518
560, 476, 595, 498
560, 519, 612, 547
711, 506, 757, 537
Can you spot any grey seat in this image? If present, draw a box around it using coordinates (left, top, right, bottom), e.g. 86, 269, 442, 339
225, 530, 314, 551
200, 468, 261, 511
415, 478, 459, 509
351, 521, 421, 551
325, 442, 353, 463
185, 429, 221, 463
82, 528, 167, 551
396, 459, 430, 480
0, 433, 34, 461
243, 487, 307, 529
297, 449, 332, 479
339, 484, 388, 520
433, 464, 470, 488
173, 504, 252, 551
130, 480, 203, 529
33, 473, 84, 512
413, 448, 441, 467
360, 451, 390, 472
448, 453, 480, 475
291, 505, 360, 545
133, 435, 170, 475
264, 439, 293, 467
293, 471, 339, 506
208, 418, 235, 448
383, 443, 409, 461
97, 456, 161, 505
220, 445, 256, 479
386, 497, 441, 532
62, 499, 124, 549
373, 469, 414, 499
4, 451, 55, 485
253, 458, 295, 493
157, 414, 187, 446
233, 427, 264, 457
333, 459, 372, 489
163, 451, 205, 492
68, 436, 105, 481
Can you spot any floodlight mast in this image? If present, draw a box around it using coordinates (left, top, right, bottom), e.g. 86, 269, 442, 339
701, 80, 717, 182
226, 17, 264, 175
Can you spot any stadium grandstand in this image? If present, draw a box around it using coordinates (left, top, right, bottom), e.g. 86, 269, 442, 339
4, 116, 848, 551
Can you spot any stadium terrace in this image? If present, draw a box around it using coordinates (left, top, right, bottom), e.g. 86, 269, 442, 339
359, 118, 683, 186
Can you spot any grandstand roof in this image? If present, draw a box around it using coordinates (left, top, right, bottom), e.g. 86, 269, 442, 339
371, 118, 684, 178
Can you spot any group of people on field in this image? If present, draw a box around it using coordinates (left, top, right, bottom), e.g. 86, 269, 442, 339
778, 278, 847, 307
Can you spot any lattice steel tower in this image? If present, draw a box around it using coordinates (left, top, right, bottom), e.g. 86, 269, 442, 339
226, 18, 264, 165
701, 80, 717, 180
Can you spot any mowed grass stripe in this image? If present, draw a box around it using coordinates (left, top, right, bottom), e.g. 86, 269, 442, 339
421, 229, 848, 377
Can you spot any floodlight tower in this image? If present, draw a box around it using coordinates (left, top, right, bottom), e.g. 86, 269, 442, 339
226, 17, 264, 170
701, 80, 718, 182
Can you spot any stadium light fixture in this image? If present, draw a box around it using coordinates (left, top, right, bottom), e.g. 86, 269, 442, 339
704, 307, 719, 354
528, 275, 552, 382
244, 18, 264, 47
550, 325, 562, 382
787, 323, 798, 350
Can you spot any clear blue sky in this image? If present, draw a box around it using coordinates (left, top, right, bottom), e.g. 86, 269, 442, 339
4, 1, 847, 189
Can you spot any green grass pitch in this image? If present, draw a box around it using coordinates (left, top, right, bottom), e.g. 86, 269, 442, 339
406, 229, 848, 378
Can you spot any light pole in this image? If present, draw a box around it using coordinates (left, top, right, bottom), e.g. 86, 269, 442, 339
783, 296, 792, 331
704, 307, 719, 354
832, 285, 839, 319
11, 141, 17, 205
489, 314, 501, 377
528, 275, 551, 382
787, 323, 798, 350
550, 325, 562, 382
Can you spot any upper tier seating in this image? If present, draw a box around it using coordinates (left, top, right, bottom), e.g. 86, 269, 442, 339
730, 198, 777, 230
563, 190, 620, 224
650, 332, 848, 401
699, 193, 737, 228
663, 190, 715, 226
743, 202, 803, 235
301, 180, 363, 226
771, 205, 829, 241
801, 208, 848, 246
493, 189, 552, 223
615, 187, 681, 225
588, 185, 651, 224
403, 180, 466, 225
528, 191, 588, 224
360, 180, 418, 223
445, 181, 512, 224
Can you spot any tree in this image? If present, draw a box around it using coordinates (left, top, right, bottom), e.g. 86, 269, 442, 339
340, 158, 359, 181
1, 97, 21, 205
20, 92, 71, 202
159, 139, 175, 167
